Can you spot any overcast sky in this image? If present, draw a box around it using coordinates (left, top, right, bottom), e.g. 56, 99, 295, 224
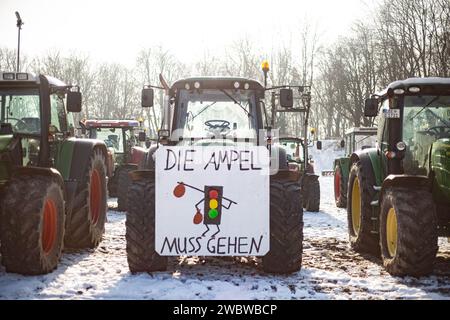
0, 0, 376, 67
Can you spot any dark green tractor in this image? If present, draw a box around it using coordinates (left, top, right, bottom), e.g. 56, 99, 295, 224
0, 72, 108, 275
347, 78, 450, 276
333, 127, 377, 208
279, 137, 321, 212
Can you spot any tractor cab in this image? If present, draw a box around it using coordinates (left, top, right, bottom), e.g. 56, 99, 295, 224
342, 127, 378, 156
84, 120, 142, 166
0, 72, 80, 175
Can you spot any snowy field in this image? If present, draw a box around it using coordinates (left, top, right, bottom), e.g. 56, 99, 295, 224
1, 176, 449, 300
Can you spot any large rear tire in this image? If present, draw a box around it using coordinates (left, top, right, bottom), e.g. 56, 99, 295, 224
0, 175, 65, 275
334, 164, 347, 208
380, 188, 438, 277
64, 148, 107, 249
117, 167, 134, 212
262, 180, 303, 274
126, 178, 168, 273
347, 161, 379, 255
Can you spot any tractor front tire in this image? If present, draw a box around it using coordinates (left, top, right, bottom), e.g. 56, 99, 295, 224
380, 188, 438, 277
64, 148, 107, 249
126, 178, 168, 273
1, 175, 65, 275
347, 161, 379, 255
334, 164, 347, 208
117, 167, 134, 212
262, 180, 303, 274
303, 177, 320, 212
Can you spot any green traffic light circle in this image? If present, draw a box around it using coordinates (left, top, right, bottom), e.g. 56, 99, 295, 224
208, 209, 219, 219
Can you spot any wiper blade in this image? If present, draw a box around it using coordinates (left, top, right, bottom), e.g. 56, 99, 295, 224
192, 102, 217, 120
219, 89, 253, 118
409, 96, 439, 121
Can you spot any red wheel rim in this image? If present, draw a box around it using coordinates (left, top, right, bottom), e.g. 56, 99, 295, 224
334, 167, 341, 202
42, 199, 57, 254
90, 169, 102, 225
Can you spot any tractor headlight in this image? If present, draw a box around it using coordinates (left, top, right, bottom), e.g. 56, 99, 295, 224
194, 81, 201, 89
393, 88, 405, 95
408, 87, 420, 93
396, 141, 406, 151
185, 83, 191, 90
234, 81, 240, 89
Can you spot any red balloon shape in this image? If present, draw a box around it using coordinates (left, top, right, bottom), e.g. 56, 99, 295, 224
173, 184, 186, 198
193, 210, 203, 225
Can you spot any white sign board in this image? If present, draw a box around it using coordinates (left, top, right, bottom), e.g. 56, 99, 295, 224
155, 146, 270, 256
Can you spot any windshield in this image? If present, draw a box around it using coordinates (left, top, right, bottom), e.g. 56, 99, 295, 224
90, 128, 125, 153
280, 141, 304, 163
0, 89, 41, 135
176, 89, 257, 141
402, 95, 450, 175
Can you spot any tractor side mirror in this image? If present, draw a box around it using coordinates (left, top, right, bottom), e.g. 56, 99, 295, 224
138, 131, 146, 142
67, 91, 82, 113
364, 98, 379, 117
280, 89, 294, 108
340, 139, 345, 148
142, 88, 154, 108
316, 141, 323, 150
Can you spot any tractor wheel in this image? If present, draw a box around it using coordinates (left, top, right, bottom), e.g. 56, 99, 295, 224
126, 178, 167, 273
262, 179, 303, 274
304, 178, 320, 212
334, 164, 347, 208
117, 167, 134, 212
0, 174, 65, 275
380, 188, 438, 277
64, 148, 107, 249
347, 161, 379, 254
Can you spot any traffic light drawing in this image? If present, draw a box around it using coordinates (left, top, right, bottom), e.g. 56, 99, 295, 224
173, 182, 237, 238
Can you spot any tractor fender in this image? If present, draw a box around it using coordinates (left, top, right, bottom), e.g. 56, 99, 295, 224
350, 148, 382, 186
61, 139, 108, 215
12, 166, 65, 189
380, 175, 431, 204
140, 145, 158, 170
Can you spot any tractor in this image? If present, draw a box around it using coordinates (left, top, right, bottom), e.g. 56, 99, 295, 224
333, 127, 377, 208
126, 62, 307, 274
347, 77, 450, 276
0, 72, 108, 275
82, 120, 147, 211
279, 136, 321, 212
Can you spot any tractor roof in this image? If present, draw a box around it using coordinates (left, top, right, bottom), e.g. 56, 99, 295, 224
377, 77, 450, 97
345, 127, 378, 135
0, 72, 69, 88
279, 137, 303, 144
84, 120, 140, 128
171, 77, 264, 91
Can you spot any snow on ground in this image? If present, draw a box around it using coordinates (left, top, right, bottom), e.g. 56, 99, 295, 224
1, 179, 449, 300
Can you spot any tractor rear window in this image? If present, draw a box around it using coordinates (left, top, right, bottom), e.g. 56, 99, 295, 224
402, 95, 450, 175
0, 89, 40, 135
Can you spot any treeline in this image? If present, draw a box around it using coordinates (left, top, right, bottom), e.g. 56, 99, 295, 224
1, 0, 449, 139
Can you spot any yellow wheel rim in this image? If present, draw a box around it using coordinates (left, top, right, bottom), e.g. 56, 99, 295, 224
351, 178, 361, 235
386, 207, 398, 258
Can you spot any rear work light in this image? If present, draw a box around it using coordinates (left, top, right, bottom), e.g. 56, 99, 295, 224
3, 73, 15, 80
16, 73, 29, 80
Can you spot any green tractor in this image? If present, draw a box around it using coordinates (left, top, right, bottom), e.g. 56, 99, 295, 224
82, 120, 148, 211
279, 137, 321, 212
126, 62, 307, 274
347, 78, 450, 276
0, 72, 108, 275
333, 127, 377, 208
